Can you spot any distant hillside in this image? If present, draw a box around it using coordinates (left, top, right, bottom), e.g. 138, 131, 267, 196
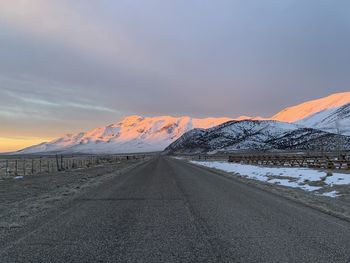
165, 120, 350, 154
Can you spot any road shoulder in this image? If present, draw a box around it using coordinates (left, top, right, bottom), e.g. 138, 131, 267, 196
176, 158, 350, 223
0, 158, 152, 248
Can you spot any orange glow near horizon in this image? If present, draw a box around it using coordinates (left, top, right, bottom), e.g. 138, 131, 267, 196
0, 137, 53, 153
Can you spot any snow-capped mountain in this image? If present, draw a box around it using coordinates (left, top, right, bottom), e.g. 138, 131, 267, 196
228, 92, 350, 133
265, 91, 350, 134
17, 115, 232, 154
297, 103, 350, 135
165, 120, 350, 154
271, 91, 350, 123
16, 91, 350, 154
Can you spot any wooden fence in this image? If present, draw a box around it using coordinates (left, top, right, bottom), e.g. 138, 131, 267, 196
228, 154, 350, 170
0, 154, 148, 177
177, 151, 350, 170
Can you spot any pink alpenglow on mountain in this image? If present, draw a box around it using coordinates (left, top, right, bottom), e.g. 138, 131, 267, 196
271, 92, 350, 123
15, 92, 350, 154
17, 115, 232, 154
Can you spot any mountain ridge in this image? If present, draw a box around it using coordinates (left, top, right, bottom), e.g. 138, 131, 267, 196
270, 91, 350, 122
14, 91, 350, 154
165, 119, 350, 154
16, 115, 232, 154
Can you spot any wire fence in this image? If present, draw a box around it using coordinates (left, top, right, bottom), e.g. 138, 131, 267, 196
0, 154, 149, 178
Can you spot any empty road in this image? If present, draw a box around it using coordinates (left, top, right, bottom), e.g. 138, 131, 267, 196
1, 157, 350, 262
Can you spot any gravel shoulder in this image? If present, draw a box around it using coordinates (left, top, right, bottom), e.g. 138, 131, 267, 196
184, 159, 350, 223
0, 158, 151, 246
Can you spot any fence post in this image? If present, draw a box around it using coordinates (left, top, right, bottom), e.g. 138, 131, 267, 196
5, 160, 8, 177
15, 160, 18, 176
55, 155, 60, 171
23, 159, 26, 176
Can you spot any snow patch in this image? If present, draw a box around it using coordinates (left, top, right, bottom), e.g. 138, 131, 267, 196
190, 161, 350, 197
321, 191, 339, 198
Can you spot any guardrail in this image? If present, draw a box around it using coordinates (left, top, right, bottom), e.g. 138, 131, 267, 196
0, 154, 150, 178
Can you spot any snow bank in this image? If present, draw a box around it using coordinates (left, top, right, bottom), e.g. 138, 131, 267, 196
190, 161, 350, 197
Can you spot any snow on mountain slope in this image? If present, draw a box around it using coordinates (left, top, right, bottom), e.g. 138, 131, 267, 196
165, 120, 350, 154
297, 103, 350, 135
17, 115, 232, 154
271, 92, 350, 122
16, 91, 350, 154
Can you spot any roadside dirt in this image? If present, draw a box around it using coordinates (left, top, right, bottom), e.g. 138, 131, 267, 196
185, 160, 350, 223
0, 159, 149, 242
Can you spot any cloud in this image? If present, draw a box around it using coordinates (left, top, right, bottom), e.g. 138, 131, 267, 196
66, 102, 117, 113
1, 78, 118, 115
0, 0, 155, 69
0, 0, 349, 143
20, 97, 61, 107
19, 97, 117, 113
0, 105, 56, 120
0, 1, 118, 54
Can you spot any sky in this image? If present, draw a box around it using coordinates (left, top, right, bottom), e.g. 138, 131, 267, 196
0, 0, 350, 152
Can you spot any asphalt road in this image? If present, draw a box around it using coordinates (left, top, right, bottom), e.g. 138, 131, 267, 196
1, 157, 350, 262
